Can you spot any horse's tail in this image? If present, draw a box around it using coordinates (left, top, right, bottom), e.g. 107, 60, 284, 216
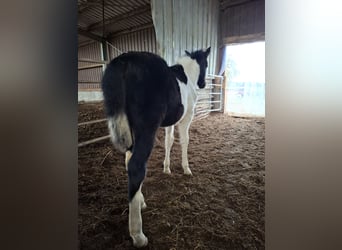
102, 60, 132, 153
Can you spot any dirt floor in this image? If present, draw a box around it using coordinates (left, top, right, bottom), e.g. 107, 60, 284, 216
78, 103, 265, 250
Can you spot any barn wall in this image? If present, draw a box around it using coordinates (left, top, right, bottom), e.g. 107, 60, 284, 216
108, 27, 157, 59
151, 0, 220, 75
78, 41, 103, 89
78, 27, 157, 88
78, 41, 102, 65
220, 0, 265, 44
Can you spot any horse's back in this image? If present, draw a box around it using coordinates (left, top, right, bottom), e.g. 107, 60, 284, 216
102, 52, 183, 131
108, 52, 169, 79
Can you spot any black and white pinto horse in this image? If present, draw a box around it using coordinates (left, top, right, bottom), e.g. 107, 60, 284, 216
102, 47, 211, 247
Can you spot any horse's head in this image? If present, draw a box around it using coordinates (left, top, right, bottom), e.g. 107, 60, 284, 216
185, 47, 211, 89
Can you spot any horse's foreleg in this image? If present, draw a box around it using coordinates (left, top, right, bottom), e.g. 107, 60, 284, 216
163, 125, 174, 174
178, 112, 194, 175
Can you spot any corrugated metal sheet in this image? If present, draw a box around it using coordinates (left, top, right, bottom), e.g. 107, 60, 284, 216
220, 0, 265, 43
78, 41, 102, 63
151, 0, 222, 119
78, 34, 92, 45
78, 42, 102, 71
78, 67, 103, 82
78, 28, 157, 88
151, 0, 220, 75
78, 0, 150, 27
78, 41, 103, 88
78, 0, 152, 38
108, 27, 157, 59
103, 13, 152, 36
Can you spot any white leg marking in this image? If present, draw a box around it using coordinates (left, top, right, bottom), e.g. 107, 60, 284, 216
163, 126, 174, 174
129, 185, 148, 247
178, 113, 194, 175
125, 150, 132, 171
141, 192, 147, 210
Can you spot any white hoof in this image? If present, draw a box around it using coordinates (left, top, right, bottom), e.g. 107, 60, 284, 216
163, 160, 171, 174
163, 168, 171, 174
183, 167, 192, 175
131, 233, 148, 248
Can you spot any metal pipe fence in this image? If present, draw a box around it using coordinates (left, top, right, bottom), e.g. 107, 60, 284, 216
78, 75, 224, 147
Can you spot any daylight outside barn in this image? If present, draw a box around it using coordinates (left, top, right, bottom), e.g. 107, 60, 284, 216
78, 0, 265, 249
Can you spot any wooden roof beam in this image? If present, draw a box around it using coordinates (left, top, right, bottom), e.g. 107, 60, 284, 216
221, 0, 259, 12
78, 28, 106, 42
108, 22, 154, 39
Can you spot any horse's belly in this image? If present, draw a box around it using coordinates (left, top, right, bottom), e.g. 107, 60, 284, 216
160, 103, 184, 127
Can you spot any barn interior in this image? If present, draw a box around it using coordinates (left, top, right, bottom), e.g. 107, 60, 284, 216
78, 0, 265, 117
78, 0, 265, 249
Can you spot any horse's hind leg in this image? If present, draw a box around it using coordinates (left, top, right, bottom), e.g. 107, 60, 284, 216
127, 131, 155, 247
129, 184, 147, 247
126, 149, 147, 209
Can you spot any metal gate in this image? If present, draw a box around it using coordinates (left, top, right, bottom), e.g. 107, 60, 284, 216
195, 74, 224, 119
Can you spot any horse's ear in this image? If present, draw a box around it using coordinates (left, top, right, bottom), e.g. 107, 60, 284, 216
205, 47, 211, 57
185, 50, 191, 56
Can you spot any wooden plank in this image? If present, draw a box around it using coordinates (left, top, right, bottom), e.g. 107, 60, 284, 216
77, 87, 101, 91
78, 28, 105, 42
78, 118, 107, 126
78, 58, 109, 64
221, 0, 258, 12
78, 64, 103, 70
222, 32, 265, 44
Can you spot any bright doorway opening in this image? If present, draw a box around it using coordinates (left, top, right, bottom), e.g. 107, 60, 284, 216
224, 41, 265, 117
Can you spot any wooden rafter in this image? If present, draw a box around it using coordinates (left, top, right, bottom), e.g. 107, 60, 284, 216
221, 0, 260, 11
109, 22, 154, 39
78, 28, 105, 42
